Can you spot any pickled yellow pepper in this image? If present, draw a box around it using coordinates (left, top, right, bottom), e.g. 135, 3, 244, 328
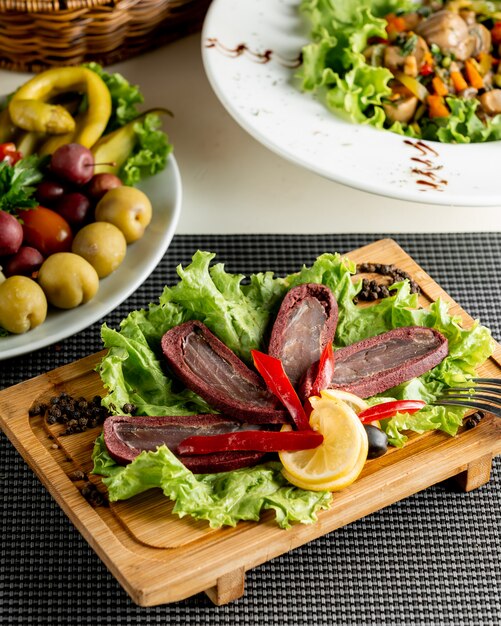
9, 67, 111, 149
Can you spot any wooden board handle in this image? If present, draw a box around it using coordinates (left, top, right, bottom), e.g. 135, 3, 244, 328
453, 453, 493, 492
205, 567, 246, 605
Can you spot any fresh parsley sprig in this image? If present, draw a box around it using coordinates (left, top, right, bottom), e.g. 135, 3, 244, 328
0, 155, 48, 215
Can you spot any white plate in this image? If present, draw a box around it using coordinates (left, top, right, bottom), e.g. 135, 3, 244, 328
202, 0, 500, 206
0, 158, 182, 361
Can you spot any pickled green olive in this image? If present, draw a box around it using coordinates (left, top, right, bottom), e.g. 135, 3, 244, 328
364, 424, 388, 459
0, 276, 47, 333
38, 252, 99, 309
95, 186, 152, 243
72, 222, 126, 278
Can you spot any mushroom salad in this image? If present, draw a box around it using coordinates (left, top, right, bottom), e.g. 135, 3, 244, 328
300, 0, 501, 142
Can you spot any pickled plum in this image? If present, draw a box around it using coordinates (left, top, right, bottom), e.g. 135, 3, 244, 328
86, 173, 122, 200
35, 180, 66, 207
57, 192, 92, 228
4, 246, 44, 277
50, 143, 95, 185
0, 211, 23, 256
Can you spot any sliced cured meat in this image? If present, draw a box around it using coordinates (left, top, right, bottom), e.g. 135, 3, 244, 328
103, 413, 270, 472
268, 283, 338, 386
300, 326, 448, 399
161, 321, 288, 424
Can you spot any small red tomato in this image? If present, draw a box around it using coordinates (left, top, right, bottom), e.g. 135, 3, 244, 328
0, 142, 22, 165
21, 206, 73, 256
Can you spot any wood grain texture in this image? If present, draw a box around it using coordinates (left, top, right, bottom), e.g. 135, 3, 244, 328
0, 239, 500, 607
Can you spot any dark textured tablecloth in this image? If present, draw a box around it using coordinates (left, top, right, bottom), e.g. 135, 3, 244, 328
1, 233, 500, 626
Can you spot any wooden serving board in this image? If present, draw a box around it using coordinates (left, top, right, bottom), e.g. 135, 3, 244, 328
1, 238, 500, 607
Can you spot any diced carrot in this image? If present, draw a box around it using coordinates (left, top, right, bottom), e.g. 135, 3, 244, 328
423, 51, 434, 67
432, 75, 448, 96
464, 59, 484, 89
427, 94, 449, 118
385, 13, 407, 36
450, 70, 468, 92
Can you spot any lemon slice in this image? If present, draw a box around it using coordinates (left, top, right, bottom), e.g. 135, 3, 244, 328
319, 389, 369, 414
279, 391, 368, 492
282, 438, 368, 492
318, 388, 380, 429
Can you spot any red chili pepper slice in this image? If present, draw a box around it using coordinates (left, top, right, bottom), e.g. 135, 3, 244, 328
177, 429, 323, 456
0, 142, 22, 165
311, 342, 335, 397
251, 350, 310, 430
358, 400, 426, 423
304, 342, 336, 417
492, 22, 501, 45
420, 64, 434, 77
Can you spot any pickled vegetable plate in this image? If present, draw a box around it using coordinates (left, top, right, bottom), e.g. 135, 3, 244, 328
202, 0, 500, 206
0, 161, 182, 361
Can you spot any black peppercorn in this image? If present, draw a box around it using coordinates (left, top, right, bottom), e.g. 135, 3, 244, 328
30, 391, 110, 435
354, 262, 420, 303
80, 481, 107, 507
122, 403, 137, 415
29, 401, 47, 417
68, 470, 86, 481
464, 412, 484, 430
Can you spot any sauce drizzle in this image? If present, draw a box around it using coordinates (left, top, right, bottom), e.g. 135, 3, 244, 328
404, 140, 447, 191
205, 38, 303, 68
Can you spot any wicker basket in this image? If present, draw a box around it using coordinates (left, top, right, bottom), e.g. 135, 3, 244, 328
0, 0, 212, 72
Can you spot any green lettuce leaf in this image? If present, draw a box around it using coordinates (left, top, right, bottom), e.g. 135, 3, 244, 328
119, 113, 173, 186
159, 250, 288, 362
92, 435, 331, 529
299, 0, 411, 128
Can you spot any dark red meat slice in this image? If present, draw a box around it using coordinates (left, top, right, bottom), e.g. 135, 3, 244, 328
299, 326, 448, 399
267, 283, 338, 386
161, 321, 288, 424
103, 414, 270, 472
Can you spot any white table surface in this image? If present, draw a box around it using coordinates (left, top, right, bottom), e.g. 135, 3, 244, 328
1, 33, 500, 234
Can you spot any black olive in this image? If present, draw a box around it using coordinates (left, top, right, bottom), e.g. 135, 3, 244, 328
364, 424, 388, 459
